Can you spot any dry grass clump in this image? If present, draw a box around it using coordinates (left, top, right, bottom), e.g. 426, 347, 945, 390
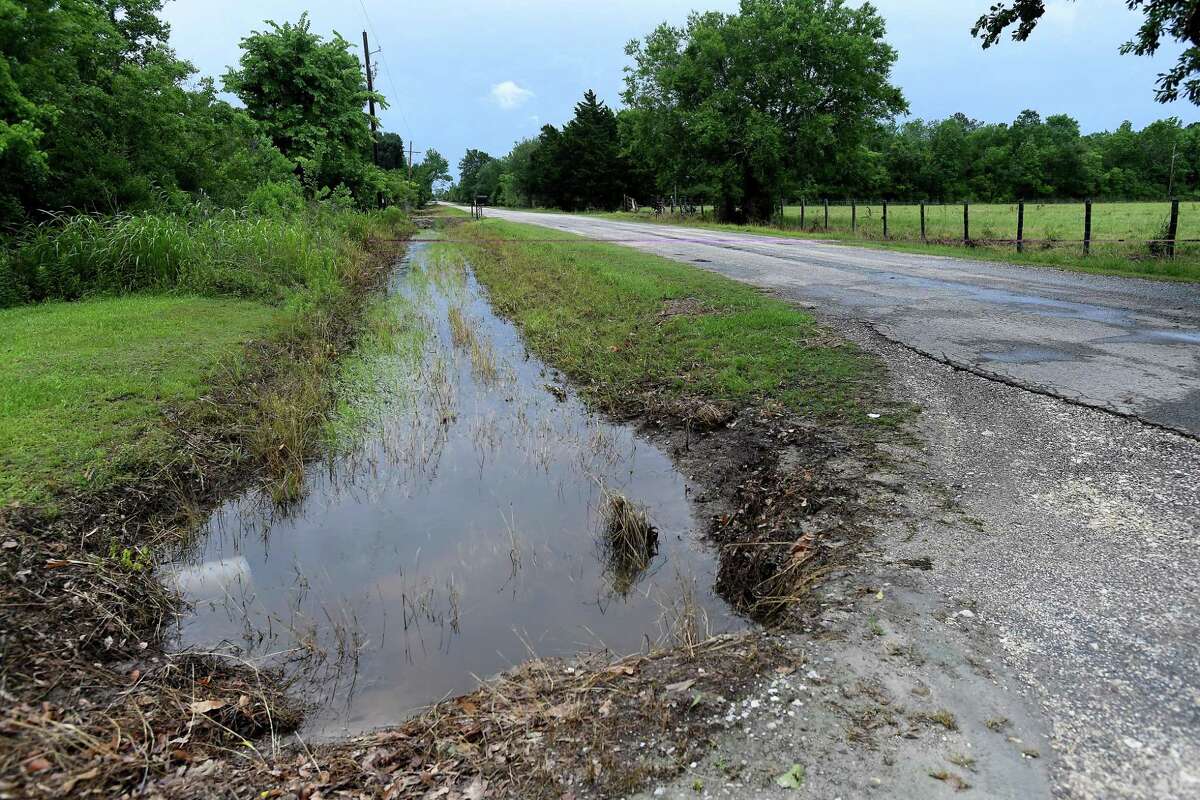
599, 491, 659, 595
142, 633, 788, 800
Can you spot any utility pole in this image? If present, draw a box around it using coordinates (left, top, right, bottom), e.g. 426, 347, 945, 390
408, 142, 423, 180
1167, 142, 1180, 198
362, 31, 378, 167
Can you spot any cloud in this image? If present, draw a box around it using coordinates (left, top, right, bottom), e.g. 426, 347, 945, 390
490, 80, 534, 110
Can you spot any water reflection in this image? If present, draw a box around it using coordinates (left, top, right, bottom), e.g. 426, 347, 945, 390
167, 242, 738, 738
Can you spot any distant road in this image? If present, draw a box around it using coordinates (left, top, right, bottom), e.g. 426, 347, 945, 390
460, 206, 1200, 437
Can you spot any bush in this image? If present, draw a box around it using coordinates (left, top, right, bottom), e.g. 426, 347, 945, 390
247, 180, 306, 218
0, 251, 29, 309
5, 203, 414, 308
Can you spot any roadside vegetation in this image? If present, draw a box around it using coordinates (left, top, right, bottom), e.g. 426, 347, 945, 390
0, 4, 431, 797
444, 219, 880, 424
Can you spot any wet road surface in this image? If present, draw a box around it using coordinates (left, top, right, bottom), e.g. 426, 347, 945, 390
464, 208, 1200, 437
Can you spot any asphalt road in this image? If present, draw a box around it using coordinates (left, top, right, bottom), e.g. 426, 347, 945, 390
464, 207, 1200, 437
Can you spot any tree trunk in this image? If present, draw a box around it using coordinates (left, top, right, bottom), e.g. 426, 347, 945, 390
717, 195, 743, 224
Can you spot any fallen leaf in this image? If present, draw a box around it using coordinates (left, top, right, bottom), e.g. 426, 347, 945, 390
546, 702, 579, 719
188, 699, 226, 715
774, 763, 806, 790
463, 777, 489, 799
665, 678, 697, 693
23, 756, 52, 774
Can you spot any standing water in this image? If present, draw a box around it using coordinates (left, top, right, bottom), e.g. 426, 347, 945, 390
167, 242, 737, 738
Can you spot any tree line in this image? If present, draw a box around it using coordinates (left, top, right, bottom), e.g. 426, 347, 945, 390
450, 0, 1200, 222
1, 1, 449, 234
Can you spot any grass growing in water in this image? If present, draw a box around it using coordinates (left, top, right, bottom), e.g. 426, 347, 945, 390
443, 220, 878, 423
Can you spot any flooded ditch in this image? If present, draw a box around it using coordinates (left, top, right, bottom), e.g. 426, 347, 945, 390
167, 241, 740, 738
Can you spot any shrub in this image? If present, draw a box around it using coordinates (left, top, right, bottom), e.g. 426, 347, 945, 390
0, 251, 29, 308
5, 203, 413, 308
247, 180, 306, 218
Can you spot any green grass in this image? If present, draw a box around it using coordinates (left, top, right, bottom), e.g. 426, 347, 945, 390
577, 204, 1200, 283
0, 295, 278, 508
445, 220, 882, 424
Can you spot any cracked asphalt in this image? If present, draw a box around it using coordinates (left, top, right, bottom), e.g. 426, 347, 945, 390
459, 208, 1200, 799
463, 208, 1200, 437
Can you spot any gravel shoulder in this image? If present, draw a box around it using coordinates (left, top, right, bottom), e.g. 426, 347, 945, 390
634, 314, 1200, 799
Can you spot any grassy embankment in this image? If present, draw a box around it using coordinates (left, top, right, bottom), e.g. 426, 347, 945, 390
0, 204, 414, 797
444, 218, 882, 425
0, 207, 413, 511
567, 201, 1200, 283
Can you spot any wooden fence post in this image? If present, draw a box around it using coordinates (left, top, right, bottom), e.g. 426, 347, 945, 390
824, 199, 829, 229
1167, 199, 1180, 258
883, 201, 889, 239
851, 201, 857, 234
1083, 199, 1093, 256
800, 199, 806, 229
920, 202, 926, 242
1017, 201, 1025, 253
963, 202, 970, 243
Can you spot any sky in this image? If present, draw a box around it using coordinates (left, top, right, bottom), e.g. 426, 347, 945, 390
161, 0, 1198, 180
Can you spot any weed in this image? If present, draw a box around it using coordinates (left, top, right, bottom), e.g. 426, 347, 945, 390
922, 709, 959, 730
600, 491, 658, 594
948, 752, 977, 771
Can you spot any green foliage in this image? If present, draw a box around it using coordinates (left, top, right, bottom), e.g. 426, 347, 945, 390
864, 112, 1200, 202
412, 149, 451, 206
223, 14, 381, 202
377, 132, 407, 171
973, 1, 1200, 104
247, 180, 306, 218
622, 0, 906, 221
0, 0, 297, 228
455, 91, 628, 211
0, 293, 278, 507
3, 203, 412, 309
454, 220, 878, 421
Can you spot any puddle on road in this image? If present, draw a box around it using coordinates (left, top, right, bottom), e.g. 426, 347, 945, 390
167, 242, 738, 738
979, 345, 1079, 365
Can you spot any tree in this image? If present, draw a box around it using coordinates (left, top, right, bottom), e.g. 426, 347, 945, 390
413, 149, 450, 205
558, 90, 625, 210
376, 132, 406, 171
972, 1, 1200, 104
502, 138, 541, 206
457, 149, 494, 200
223, 14, 381, 200
1, 0, 290, 228
622, 0, 906, 222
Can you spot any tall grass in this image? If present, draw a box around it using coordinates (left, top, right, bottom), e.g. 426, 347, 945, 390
1, 205, 414, 310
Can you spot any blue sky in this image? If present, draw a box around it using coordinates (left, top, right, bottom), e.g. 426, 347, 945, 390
162, 0, 1197, 179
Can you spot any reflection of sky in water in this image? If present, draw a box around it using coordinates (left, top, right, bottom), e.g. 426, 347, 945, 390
167, 243, 738, 739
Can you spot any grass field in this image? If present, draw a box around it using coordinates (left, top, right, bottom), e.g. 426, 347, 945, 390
0, 295, 278, 508
779, 200, 1200, 244
448, 219, 884, 425
595, 201, 1200, 283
